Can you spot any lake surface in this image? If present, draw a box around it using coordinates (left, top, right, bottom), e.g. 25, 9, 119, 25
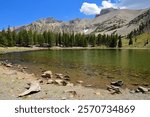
1, 49, 150, 88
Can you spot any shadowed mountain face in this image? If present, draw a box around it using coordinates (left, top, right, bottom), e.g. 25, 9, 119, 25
96, 8, 118, 17
16, 8, 150, 36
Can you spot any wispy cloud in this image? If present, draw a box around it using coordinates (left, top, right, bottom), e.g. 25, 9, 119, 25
118, 0, 150, 9
80, 0, 150, 15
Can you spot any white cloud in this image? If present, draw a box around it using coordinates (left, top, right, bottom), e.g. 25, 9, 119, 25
102, 0, 116, 8
80, 1, 118, 15
80, 2, 101, 15
80, 0, 150, 15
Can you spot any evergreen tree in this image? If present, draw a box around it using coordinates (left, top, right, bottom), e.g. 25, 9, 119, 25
129, 37, 133, 45
7, 27, 13, 46
28, 29, 34, 46
97, 34, 102, 46
33, 31, 38, 45
12, 30, 17, 46
118, 36, 122, 48
109, 35, 117, 47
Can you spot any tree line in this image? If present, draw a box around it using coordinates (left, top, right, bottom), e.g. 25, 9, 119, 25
127, 19, 150, 45
0, 27, 122, 48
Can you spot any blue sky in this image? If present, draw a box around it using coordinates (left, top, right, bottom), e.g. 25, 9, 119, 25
0, 0, 97, 29
0, 0, 150, 30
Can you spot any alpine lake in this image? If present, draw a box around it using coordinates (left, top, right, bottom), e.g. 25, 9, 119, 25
0, 49, 150, 89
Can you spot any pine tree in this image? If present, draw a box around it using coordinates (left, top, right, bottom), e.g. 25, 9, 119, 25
109, 35, 117, 47
28, 29, 34, 46
7, 27, 13, 47
118, 36, 122, 48
129, 37, 133, 45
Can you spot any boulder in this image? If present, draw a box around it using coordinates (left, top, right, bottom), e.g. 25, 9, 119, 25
55, 73, 63, 79
47, 79, 55, 84
54, 79, 68, 86
64, 75, 70, 81
41, 71, 53, 78
5, 63, 12, 67
111, 80, 124, 87
107, 85, 122, 94
18, 81, 41, 97
138, 86, 148, 93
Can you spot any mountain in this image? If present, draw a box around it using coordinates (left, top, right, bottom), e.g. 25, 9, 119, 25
96, 8, 118, 17
15, 8, 150, 36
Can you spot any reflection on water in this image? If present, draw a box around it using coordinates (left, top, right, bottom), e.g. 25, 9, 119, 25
0, 49, 150, 88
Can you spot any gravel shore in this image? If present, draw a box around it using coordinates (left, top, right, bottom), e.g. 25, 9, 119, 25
0, 64, 150, 100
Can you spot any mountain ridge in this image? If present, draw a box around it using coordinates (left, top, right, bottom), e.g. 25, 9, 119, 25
15, 8, 150, 36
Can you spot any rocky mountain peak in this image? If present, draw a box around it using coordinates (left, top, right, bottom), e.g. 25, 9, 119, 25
36, 17, 62, 24
15, 8, 150, 36
96, 8, 118, 17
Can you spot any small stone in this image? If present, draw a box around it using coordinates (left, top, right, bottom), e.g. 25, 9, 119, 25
130, 90, 135, 94
85, 85, 92, 87
61, 97, 67, 100
66, 82, 74, 87
77, 80, 83, 84
54, 79, 67, 86
23, 67, 27, 69
41, 71, 53, 78
111, 80, 124, 87
64, 75, 70, 81
65, 91, 77, 98
94, 92, 101, 96
47, 79, 54, 84
107, 85, 122, 94
55, 73, 63, 79
39, 80, 44, 84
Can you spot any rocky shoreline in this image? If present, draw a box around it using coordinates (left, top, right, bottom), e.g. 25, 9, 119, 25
0, 61, 150, 100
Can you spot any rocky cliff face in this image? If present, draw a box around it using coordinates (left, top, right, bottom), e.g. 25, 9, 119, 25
15, 8, 150, 36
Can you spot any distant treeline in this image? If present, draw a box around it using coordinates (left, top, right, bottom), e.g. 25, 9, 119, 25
127, 19, 150, 45
127, 20, 150, 39
0, 27, 122, 48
